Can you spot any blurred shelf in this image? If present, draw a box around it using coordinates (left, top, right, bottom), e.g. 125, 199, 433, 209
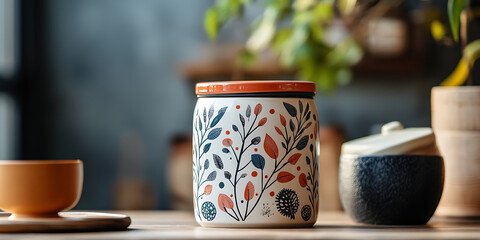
180, 55, 424, 83
179, 59, 294, 82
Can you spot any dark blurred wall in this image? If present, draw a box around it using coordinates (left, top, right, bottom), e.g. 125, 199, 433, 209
41, 0, 212, 209
21, 0, 468, 210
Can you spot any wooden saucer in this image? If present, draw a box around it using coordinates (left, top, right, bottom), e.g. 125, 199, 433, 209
0, 212, 131, 233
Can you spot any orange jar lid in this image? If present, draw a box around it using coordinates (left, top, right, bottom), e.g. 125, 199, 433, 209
196, 81, 315, 95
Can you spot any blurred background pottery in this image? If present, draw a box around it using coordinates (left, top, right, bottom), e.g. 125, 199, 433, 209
0, 160, 83, 220
339, 122, 444, 225
432, 86, 480, 217
340, 154, 444, 225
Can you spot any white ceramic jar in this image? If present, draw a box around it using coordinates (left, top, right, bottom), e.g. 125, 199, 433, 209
193, 81, 319, 227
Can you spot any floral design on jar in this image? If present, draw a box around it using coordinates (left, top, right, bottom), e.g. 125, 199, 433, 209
193, 105, 228, 220
193, 80, 319, 227
212, 101, 317, 221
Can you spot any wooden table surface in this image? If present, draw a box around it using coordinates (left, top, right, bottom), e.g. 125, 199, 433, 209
1, 211, 480, 239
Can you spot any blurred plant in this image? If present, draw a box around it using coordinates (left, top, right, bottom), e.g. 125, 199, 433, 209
204, 0, 365, 91
430, 0, 480, 86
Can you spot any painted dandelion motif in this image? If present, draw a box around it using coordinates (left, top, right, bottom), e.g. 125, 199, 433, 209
301, 205, 312, 221
261, 203, 274, 217
275, 189, 299, 219
201, 201, 217, 221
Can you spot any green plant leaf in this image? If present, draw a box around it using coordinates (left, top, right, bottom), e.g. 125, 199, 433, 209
204, 0, 362, 92
205, 8, 219, 40
430, 20, 446, 41
448, 0, 465, 42
336, 68, 352, 86
440, 58, 468, 86
464, 39, 480, 65
269, 0, 290, 12
312, 0, 333, 21
314, 66, 336, 92
237, 49, 257, 67
280, 24, 309, 66
326, 39, 363, 66
216, 0, 240, 19
272, 28, 292, 52
338, 0, 357, 15
294, 0, 316, 11
246, 8, 278, 51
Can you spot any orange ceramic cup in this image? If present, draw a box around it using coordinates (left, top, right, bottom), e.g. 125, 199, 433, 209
0, 160, 83, 220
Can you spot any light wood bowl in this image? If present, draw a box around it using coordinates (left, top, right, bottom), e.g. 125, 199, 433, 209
432, 86, 480, 131
434, 130, 480, 217
0, 160, 83, 220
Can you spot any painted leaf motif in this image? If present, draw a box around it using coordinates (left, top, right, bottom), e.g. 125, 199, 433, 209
309, 144, 313, 152
251, 154, 265, 170
203, 107, 207, 123
296, 135, 309, 150
281, 142, 287, 149
222, 138, 233, 147
304, 122, 312, 129
299, 173, 307, 188
240, 173, 247, 179
264, 134, 279, 159
306, 156, 311, 165
207, 128, 222, 140
298, 128, 306, 136
306, 111, 311, 121
239, 114, 245, 127
222, 148, 230, 153
258, 117, 267, 126
204, 185, 213, 195
218, 194, 234, 212
287, 153, 302, 165
224, 171, 232, 179
210, 106, 227, 128
279, 114, 286, 127
275, 126, 284, 136
289, 119, 295, 131
203, 143, 211, 154
277, 171, 295, 183
232, 124, 239, 132
244, 181, 255, 201
213, 154, 224, 169
254, 104, 262, 115
198, 117, 203, 131
299, 101, 304, 116
208, 105, 214, 119
246, 105, 251, 118
251, 137, 261, 145
204, 159, 209, 170
283, 102, 297, 117
206, 171, 217, 181
305, 103, 310, 117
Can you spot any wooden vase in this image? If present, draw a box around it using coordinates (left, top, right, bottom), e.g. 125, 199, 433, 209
432, 86, 480, 131
432, 86, 480, 217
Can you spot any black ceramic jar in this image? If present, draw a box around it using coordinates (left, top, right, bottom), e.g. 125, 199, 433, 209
339, 154, 444, 225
